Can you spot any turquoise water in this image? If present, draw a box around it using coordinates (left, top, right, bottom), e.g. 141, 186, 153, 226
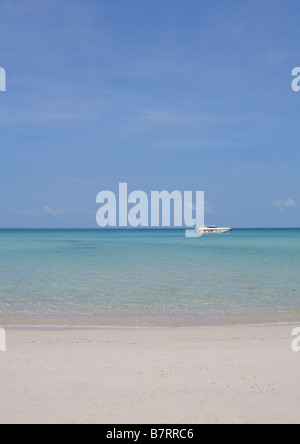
0, 229, 299, 326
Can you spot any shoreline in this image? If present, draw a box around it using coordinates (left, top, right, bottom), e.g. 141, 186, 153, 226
3, 320, 300, 331
1, 323, 300, 424
1, 311, 299, 330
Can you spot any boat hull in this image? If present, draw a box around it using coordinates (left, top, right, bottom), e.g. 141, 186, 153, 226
196, 227, 232, 234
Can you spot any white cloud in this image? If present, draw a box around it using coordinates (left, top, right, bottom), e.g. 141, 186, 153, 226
44, 206, 65, 216
272, 198, 296, 211
8, 207, 38, 215
142, 109, 234, 126
8, 206, 94, 219
9, 206, 66, 217
205, 201, 215, 214
185, 200, 214, 214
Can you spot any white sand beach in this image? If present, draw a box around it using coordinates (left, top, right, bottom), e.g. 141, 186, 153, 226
0, 324, 300, 424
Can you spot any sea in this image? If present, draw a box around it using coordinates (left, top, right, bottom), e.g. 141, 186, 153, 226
0, 228, 299, 327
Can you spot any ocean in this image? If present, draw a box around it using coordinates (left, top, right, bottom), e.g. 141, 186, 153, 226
0, 228, 299, 327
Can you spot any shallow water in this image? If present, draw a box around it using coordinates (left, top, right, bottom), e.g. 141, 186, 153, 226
0, 229, 299, 326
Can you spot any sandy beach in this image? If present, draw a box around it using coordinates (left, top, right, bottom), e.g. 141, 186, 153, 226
0, 324, 300, 424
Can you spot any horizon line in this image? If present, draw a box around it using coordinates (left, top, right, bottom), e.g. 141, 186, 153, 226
0, 227, 299, 230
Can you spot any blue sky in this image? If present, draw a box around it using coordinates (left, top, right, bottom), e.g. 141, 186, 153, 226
0, 0, 299, 228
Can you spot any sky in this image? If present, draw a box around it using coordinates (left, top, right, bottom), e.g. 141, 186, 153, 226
0, 0, 299, 228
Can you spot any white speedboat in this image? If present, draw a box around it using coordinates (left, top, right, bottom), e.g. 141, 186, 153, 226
196, 225, 232, 234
